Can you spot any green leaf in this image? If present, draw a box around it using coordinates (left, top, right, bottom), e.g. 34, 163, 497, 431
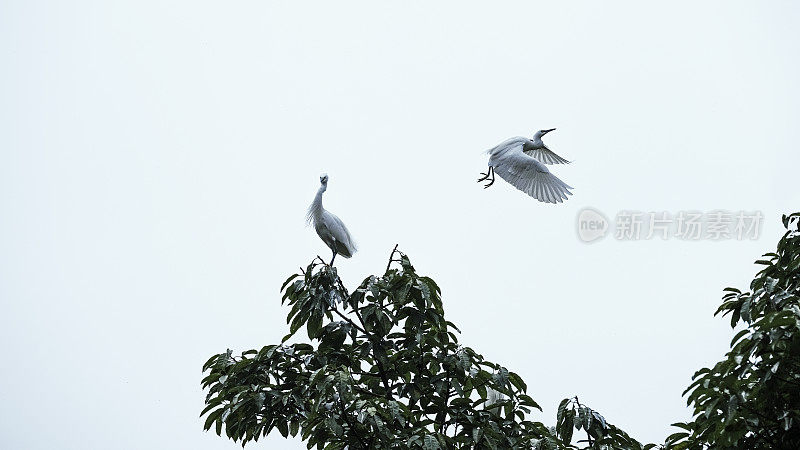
519, 394, 541, 411
203, 354, 219, 372
508, 372, 527, 392
476, 382, 487, 400
423, 434, 440, 450
666, 432, 689, 443
281, 273, 300, 291
472, 427, 482, 443
556, 398, 569, 425
307, 309, 323, 339
730, 329, 750, 346
727, 395, 739, 420
203, 408, 223, 432
562, 409, 575, 444
200, 398, 223, 417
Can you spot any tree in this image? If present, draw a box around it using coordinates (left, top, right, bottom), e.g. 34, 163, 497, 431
200, 246, 646, 449
668, 213, 800, 449
201, 213, 800, 448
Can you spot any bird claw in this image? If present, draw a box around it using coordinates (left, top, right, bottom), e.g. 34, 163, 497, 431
477, 172, 490, 182
478, 167, 495, 188
478, 168, 496, 182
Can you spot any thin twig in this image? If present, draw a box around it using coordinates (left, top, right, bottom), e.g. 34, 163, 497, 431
574, 396, 593, 446
332, 307, 367, 335
385, 244, 400, 273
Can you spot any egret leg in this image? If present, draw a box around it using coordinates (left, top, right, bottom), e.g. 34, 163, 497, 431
477, 166, 493, 182
330, 249, 337, 266
479, 167, 495, 188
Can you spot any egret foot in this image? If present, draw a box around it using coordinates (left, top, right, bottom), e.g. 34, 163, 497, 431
478, 167, 495, 188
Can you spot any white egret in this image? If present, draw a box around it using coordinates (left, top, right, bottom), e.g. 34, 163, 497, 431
478, 135, 573, 203
307, 174, 357, 265
523, 128, 570, 164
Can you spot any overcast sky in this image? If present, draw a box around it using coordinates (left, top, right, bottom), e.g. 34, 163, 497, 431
1, 1, 799, 449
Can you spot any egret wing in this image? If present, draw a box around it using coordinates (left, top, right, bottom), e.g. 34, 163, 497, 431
322, 211, 357, 258
492, 145, 573, 203
522, 142, 571, 165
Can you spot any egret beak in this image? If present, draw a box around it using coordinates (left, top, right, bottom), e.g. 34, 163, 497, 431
542, 128, 556, 135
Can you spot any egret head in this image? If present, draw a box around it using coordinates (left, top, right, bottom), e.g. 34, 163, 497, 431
320, 173, 329, 185
533, 128, 556, 139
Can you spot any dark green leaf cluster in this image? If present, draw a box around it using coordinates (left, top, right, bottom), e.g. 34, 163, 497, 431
668, 213, 800, 449
201, 249, 571, 449
554, 397, 655, 450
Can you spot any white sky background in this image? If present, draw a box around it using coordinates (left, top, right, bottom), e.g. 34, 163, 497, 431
1, 1, 799, 448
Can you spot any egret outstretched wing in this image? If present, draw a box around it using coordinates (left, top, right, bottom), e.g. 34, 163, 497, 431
491, 143, 573, 203
522, 143, 571, 165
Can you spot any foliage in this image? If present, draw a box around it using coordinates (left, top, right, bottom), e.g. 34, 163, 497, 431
555, 397, 656, 450
200, 247, 644, 449
668, 213, 800, 449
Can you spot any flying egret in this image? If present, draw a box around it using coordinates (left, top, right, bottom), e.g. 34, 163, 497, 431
523, 128, 571, 164
307, 174, 357, 265
478, 135, 573, 203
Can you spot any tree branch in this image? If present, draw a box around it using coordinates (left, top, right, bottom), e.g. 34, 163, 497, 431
385, 244, 400, 273
332, 306, 367, 335
573, 397, 593, 446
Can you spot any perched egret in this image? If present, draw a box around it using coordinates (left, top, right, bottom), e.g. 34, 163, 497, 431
306, 174, 357, 265
478, 135, 573, 203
